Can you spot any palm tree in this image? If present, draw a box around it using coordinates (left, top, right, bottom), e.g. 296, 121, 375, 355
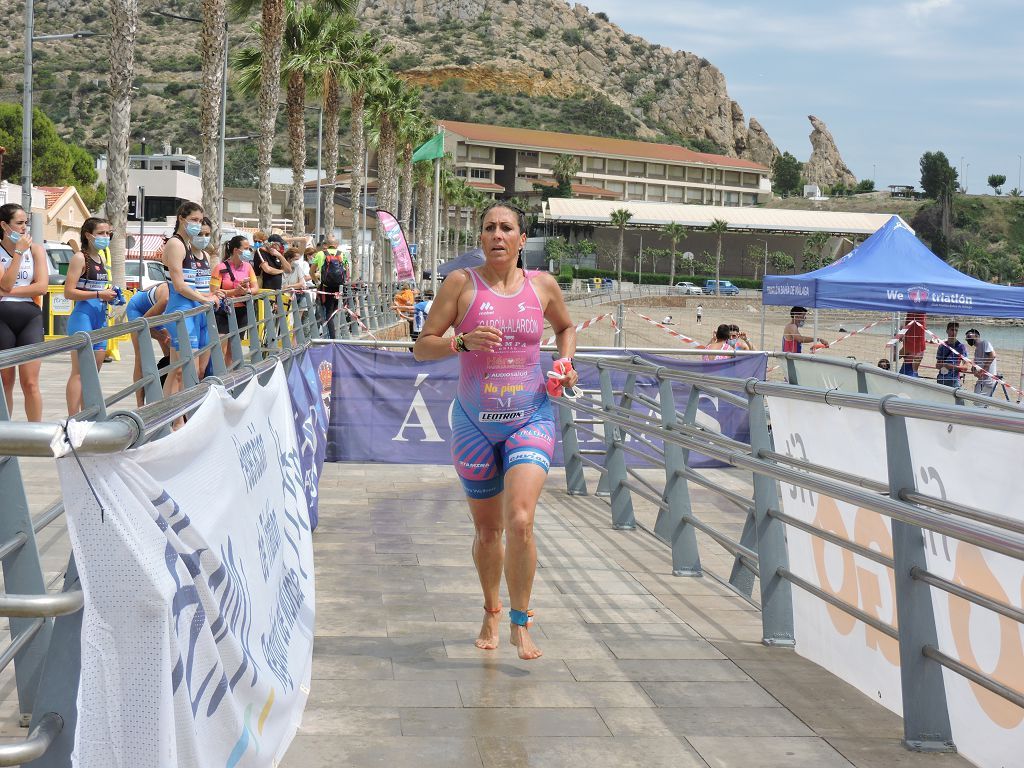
199, 0, 228, 244
802, 231, 832, 271
106, 0, 139, 289
394, 92, 428, 237
661, 221, 687, 287
609, 208, 633, 285
949, 241, 991, 281
551, 154, 580, 197
230, 0, 287, 230
706, 218, 728, 294
333, 30, 390, 282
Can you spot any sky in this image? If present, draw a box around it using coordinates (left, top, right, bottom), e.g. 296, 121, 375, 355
582, 0, 1023, 193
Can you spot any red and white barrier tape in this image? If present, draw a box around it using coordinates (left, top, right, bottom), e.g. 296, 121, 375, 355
922, 328, 1019, 396
885, 319, 925, 347
627, 309, 700, 346
543, 313, 611, 346
823, 318, 884, 348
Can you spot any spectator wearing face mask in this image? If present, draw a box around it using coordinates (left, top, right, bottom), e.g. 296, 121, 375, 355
211, 236, 259, 369
254, 233, 292, 292
782, 306, 826, 353
964, 328, 998, 396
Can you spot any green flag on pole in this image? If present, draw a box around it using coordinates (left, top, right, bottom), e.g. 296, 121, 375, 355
412, 131, 445, 162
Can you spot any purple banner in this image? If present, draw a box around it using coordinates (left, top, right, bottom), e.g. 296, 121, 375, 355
287, 350, 329, 529
316, 345, 767, 469
376, 210, 415, 282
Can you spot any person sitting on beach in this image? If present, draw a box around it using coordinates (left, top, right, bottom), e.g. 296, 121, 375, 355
782, 306, 826, 353
935, 322, 967, 388
898, 312, 927, 376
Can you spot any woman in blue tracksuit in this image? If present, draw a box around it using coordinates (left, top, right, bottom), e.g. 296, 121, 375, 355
161, 203, 221, 408
64, 216, 118, 415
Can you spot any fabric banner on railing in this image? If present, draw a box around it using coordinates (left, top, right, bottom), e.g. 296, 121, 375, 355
315, 344, 766, 468
766, 396, 1023, 768
287, 353, 329, 530
58, 364, 315, 768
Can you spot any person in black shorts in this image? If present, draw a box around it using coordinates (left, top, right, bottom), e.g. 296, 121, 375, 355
0, 203, 49, 421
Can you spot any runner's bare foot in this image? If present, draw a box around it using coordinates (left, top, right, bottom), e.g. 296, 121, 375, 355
509, 624, 543, 660
475, 610, 500, 650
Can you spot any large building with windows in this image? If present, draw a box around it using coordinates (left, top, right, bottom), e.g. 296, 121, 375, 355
440, 120, 772, 207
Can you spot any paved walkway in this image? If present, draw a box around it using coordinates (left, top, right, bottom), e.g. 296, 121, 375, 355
0, 346, 973, 766
284, 462, 972, 768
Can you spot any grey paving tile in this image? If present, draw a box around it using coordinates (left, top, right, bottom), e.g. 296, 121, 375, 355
687, 736, 853, 768
443, 638, 616, 661
297, 706, 402, 736
311, 653, 394, 680
475, 736, 707, 768
387, 620, 488, 639
597, 706, 815, 738
307, 679, 462, 708
604, 639, 726, 660
576, 607, 685, 624
539, 621, 701, 642
641, 681, 781, 708
567, 659, 749, 683
314, 636, 449, 661
280, 735, 482, 768
825, 737, 974, 768
392, 658, 575, 682
400, 706, 611, 737
458, 680, 655, 708
548, 579, 653, 595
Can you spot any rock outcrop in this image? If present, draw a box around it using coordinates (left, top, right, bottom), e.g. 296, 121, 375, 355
362, 0, 855, 181
803, 115, 857, 189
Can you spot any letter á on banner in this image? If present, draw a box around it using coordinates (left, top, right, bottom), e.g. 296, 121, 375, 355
393, 373, 444, 443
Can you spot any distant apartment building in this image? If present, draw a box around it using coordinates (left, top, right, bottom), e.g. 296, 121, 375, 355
440, 120, 772, 207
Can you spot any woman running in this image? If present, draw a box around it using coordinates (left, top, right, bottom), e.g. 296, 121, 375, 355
0, 203, 48, 421
211, 235, 258, 369
162, 203, 220, 404
64, 217, 118, 414
413, 202, 578, 660
125, 282, 170, 406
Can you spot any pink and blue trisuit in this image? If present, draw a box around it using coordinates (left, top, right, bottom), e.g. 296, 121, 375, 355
451, 268, 557, 499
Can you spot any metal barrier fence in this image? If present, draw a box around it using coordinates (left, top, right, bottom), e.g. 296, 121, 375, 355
553, 351, 1024, 753
0, 286, 395, 766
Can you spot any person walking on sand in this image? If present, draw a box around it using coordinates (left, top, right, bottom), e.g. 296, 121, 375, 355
695, 303, 703, 325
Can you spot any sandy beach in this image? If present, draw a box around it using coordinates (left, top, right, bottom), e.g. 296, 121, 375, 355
561, 293, 1024, 395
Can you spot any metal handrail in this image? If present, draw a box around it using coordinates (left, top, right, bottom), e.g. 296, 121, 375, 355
0, 712, 63, 766
0, 590, 83, 618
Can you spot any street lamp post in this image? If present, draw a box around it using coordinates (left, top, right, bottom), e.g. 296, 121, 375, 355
21, 0, 97, 212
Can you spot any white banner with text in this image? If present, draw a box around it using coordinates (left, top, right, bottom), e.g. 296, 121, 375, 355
59, 364, 315, 767
766, 397, 1023, 768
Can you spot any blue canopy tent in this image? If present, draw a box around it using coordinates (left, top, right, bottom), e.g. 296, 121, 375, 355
763, 216, 1024, 318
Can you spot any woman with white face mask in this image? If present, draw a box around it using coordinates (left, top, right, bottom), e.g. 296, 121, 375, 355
64, 216, 119, 415
0, 203, 48, 421
161, 202, 222, 409
211, 235, 258, 368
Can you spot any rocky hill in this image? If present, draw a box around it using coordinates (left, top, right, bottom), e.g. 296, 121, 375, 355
0, 0, 855, 181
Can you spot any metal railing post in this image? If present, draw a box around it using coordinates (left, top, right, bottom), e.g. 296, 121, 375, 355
174, 314, 199, 389
22, 558, 82, 768
205, 305, 228, 378
748, 389, 795, 646
615, 302, 625, 348
260, 294, 277, 357
655, 376, 701, 576
136, 320, 165, 405
598, 367, 635, 529
225, 305, 245, 370
244, 295, 260, 363
74, 334, 106, 420
367, 291, 380, 330
0, 389, 52, 724
555, 395, 587, 495
883, 409, 955, 752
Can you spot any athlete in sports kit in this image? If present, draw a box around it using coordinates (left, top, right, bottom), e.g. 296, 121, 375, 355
414, 202, 577, 661
64, 217, 121, 414
126, 282, 171, 406
162, 204, 220, 410
0, 203, 48, 421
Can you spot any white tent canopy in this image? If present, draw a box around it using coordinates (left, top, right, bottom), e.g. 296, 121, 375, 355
543, 199, 899, 237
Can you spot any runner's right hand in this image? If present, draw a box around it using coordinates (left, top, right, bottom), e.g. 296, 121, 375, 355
464, 325, 502, 351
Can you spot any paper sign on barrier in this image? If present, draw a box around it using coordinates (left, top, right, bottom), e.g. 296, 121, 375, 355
59, 364, 315, 767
